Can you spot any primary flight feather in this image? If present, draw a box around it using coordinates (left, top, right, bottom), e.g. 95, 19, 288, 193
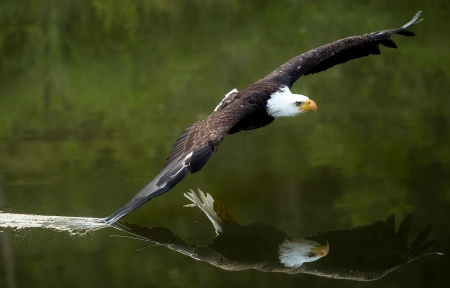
105, 11, 423, 224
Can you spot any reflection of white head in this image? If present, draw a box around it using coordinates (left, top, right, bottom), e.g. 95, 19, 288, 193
267, 86, 317, 118
279, 238, 329, 267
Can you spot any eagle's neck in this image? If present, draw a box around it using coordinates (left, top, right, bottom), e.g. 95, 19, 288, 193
266, 86, 309, 118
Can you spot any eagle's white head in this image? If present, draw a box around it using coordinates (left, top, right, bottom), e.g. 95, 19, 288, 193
267, 86, 317, 118
279, 238, 329, 267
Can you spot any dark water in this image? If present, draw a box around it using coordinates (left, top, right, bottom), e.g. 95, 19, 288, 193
0, 0, 449, 287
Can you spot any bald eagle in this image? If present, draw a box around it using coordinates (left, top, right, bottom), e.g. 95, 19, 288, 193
111, 189, 440, 281
105, 12, 423, 224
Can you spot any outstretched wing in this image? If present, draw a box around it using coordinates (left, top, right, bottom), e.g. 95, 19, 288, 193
297, 214, 440, 281
261, 11, 423, 88
105, 155, 192, 224
105, 102, 256, 224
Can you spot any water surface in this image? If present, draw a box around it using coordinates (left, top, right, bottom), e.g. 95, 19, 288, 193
0, 1, 449, 287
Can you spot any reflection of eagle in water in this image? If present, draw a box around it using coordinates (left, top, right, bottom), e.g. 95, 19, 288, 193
106, 12, 423, 224
112, 190, 440, 281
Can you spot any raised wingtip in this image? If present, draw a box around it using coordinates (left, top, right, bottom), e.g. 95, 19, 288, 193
415, 18, 424, 25
412, 11, 422, 22
402, 11, 424, 30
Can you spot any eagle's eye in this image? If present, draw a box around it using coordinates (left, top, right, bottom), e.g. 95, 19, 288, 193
307, 252, 316, 258
295, 101, 302, 107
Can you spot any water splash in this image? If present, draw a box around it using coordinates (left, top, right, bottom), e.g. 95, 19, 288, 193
0, 212, 108, 233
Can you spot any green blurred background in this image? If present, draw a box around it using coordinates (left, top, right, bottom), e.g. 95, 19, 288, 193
0, 0, 449, 287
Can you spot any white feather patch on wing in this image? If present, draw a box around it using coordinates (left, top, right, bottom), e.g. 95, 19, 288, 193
214, 88, 238, 112
161, 152, 193, 188
279, 238, 323, 267
184, 152, 193, 164
184, 189, 223, 234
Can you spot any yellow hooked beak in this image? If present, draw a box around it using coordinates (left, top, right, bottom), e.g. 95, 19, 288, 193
310, 241, 329, 257
299, 99, 318, 112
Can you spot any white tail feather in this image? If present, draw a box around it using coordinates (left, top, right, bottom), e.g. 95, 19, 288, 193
183, 189, 223, 234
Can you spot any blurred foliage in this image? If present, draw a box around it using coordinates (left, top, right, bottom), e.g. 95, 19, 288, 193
0, 0, 449, 287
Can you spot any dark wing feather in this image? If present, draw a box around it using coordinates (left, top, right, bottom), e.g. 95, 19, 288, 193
105, 160, 189, 224
298, 214, 440, 281
411, 224, 432, 249
105, 102, 256, 224
261, 11, 422, 88
105, 143, 214, 224
379, 38, 398, 48
164, 124, 197, 167
396, 213, 412, 245
190, 145, 214, 173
